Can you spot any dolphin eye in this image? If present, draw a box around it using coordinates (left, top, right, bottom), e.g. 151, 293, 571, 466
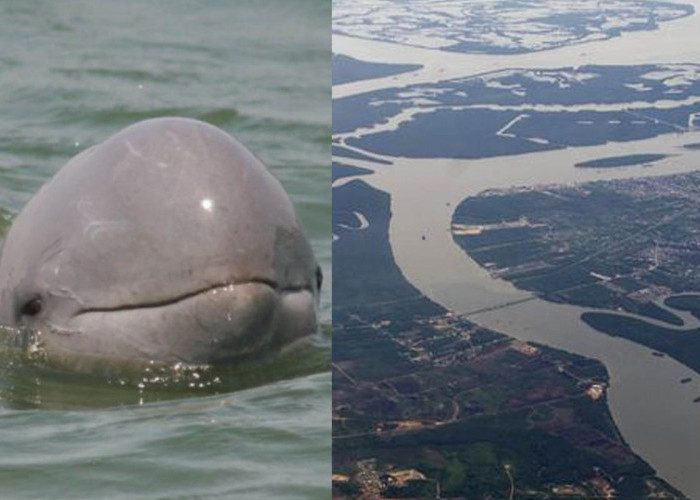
315, 266, 323, 292
21, 297, 42, 317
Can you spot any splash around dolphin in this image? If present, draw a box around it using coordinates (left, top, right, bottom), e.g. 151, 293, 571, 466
0, 117, 321, 372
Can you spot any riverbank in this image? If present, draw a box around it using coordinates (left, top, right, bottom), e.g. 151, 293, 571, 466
333, 1, 700, 494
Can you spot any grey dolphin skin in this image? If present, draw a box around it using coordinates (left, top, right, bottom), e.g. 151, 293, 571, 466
0, 117, 321, 370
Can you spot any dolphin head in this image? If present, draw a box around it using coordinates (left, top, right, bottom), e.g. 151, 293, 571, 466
0, 118, 321, 369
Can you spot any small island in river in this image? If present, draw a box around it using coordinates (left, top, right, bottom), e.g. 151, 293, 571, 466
575, 154, 669, 168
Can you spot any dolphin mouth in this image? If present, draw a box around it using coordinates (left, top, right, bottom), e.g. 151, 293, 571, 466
33, 278, 319, 367
0, 279, 318, 372
71, 278, 313, 316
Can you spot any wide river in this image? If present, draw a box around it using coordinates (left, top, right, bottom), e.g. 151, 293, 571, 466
334, 0, 700, 496
0, 1, 330, 499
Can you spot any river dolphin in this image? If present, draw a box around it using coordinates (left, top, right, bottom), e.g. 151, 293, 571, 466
0, 117, 321, 370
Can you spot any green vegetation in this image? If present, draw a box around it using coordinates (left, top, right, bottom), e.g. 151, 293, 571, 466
470, 387, 508, 413
665, 294, 700, 318
575, 153, 668, 168
582, 311, 700, 374
0, 208, 13, 237
530, 404, 554, 422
